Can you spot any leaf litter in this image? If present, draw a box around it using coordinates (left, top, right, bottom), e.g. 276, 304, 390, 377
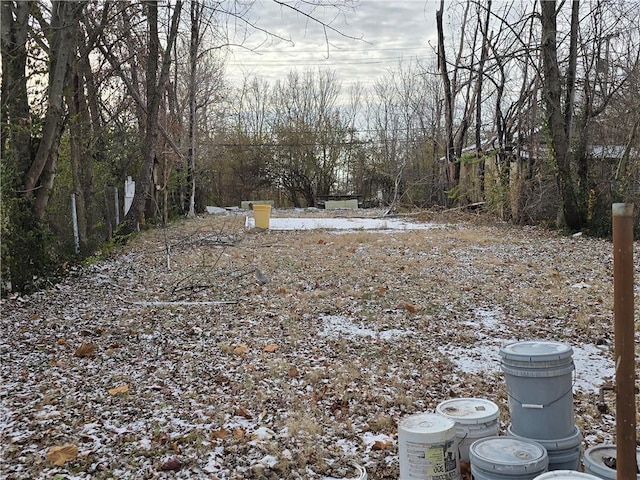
1, 208, 637, 479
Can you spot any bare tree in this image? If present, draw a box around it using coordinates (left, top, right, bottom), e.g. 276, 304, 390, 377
25, 1, 87, 218
120, 0, 183, 232
270, 68, 345, 207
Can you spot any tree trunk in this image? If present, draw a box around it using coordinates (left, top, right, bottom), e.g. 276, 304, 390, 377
539, 0, 582, 230
25, 1, 86, 215
121, 0, 182, 233
34, 129, 63, 218
1, 1, 32, 178
476, 1, 492, 197
436, 0, 456, 190
187, 0, 201, 217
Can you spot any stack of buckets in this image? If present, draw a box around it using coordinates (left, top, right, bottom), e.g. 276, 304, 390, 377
500, 340, 583, 471
582, 445, 640, 480
396, 340, 627, 480
398, 412, 462, 480
435, 398, 501, 465
398, 399, 501, 479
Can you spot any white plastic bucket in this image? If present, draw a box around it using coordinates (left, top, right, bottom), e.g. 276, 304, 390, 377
398, 413, 461, 480
500, 341, 575, 440
470, 436, 548, 480
436, 398, 500, 463
583, 445, 640, 480
507, 425, 582, 471
533, 470, 602, 480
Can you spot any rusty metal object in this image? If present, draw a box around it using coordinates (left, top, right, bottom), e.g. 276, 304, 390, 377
612, 203, 636, 480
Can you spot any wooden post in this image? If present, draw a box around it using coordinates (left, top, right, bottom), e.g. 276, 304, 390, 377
612, 203, 636, 480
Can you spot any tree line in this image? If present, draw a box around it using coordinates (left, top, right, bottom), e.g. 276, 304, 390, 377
2, 0, 639, 293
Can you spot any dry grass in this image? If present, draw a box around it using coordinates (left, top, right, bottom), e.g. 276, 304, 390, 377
1, 208, 637, 479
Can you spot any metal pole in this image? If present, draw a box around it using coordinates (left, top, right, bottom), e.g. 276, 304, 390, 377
71, 194, 80, 254
612, 203, 636, 480
114, 187, 120, 226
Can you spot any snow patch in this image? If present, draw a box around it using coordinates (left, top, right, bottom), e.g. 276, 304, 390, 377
246, 216, 443, 231
439, 340, 614, 394
319, 314, 413, 341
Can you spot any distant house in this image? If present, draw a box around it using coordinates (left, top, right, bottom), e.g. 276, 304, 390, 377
452, 133, 639, 219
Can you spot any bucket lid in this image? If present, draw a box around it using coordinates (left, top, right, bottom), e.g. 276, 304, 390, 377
399, 412, 456, 436
507, 425, 583, 450
500, 341, 573, 362
534, 470, 602, 480
583, 444, 640, 479
470, 436, 548, 474
436, 398, 500, 425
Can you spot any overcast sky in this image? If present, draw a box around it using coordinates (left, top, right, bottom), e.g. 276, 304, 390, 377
225, 0, 440, 89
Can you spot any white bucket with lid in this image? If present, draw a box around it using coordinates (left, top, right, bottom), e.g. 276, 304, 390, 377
470, 436, 548, 480
436, 398, 500, 463
500, 341, 575, 440
583, 445, 640, 480
507, 425, 582, 471
398, 412, 461, 480
533, 470, 602, 480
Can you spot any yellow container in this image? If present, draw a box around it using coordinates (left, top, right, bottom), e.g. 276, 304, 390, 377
252, 204, 271, 229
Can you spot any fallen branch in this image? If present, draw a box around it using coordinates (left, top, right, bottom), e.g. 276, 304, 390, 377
129, 300, 237, 306
442, 201, 486, 212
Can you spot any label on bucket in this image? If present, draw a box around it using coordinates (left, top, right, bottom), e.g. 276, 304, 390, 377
404, 438, 459, 480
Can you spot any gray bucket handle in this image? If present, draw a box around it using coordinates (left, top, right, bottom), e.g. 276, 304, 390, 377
507, 369, 576, 409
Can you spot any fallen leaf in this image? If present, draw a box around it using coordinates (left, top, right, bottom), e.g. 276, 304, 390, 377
74, 342, 96, 357
372, 439, 392, 450
46, 444, 78, 466
212, 428, 228, 439
57, 338, 66, 345
233, 344, 249, 355
108, 384, 129, 396
235, 406, 252, 418
288, 366, 300, 378
233, 428, 244, 438
263, 343, 279, 352
401, 302, 421, 314
159, 458, 181, 471
460, 461, 472, 480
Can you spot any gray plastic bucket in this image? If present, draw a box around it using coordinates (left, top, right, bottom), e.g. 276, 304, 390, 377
583, 445, 640, 480
470, 436, 548, 480
500, 341, 575, 440
436, 398, 500, 463
398, 412, 461, 480
507, 425, 582, 471
533, 471, 602, 480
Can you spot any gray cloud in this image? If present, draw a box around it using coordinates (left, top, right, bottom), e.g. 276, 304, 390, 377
225, 0, 439, 87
